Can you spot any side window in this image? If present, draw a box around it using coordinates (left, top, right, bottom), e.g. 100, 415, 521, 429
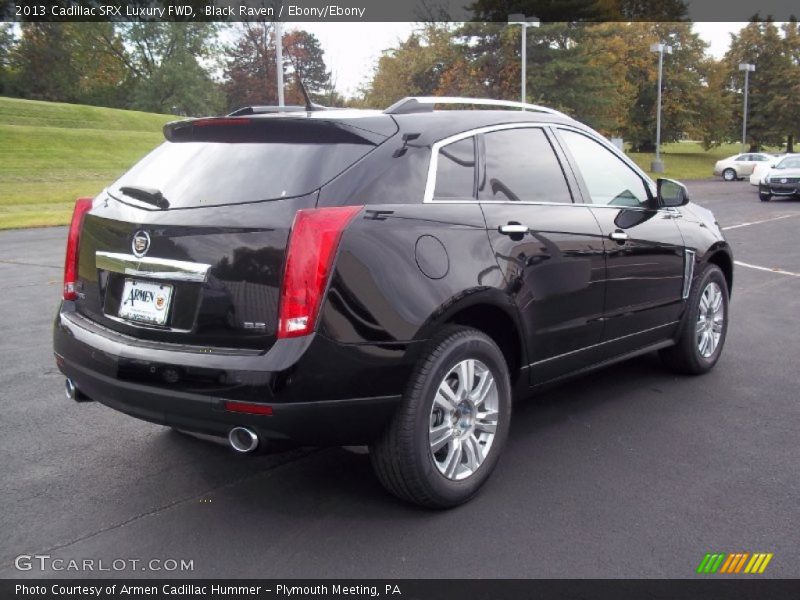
558, 129, 650, 207
735, 154, 749, 162
433, 137, 475, 199
478, 128, 572, 203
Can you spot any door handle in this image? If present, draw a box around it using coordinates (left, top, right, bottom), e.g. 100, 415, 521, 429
609, 230, 629, 242
499, 223, 529, 235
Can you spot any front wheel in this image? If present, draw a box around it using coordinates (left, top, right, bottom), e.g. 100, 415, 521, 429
759, 189, 771, 202
660, 264, 729, 374
722, 168, 737, 182
370, 326, 511, 508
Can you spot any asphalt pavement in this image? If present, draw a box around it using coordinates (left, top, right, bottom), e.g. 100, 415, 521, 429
1, 179, 798, 578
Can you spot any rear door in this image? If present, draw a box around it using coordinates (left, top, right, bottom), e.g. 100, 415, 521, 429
75, 116, 392, 351
467, 126, 606, 383
553, 127, 685, 350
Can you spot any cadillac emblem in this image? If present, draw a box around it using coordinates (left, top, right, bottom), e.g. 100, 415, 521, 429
132, 230, 151, 258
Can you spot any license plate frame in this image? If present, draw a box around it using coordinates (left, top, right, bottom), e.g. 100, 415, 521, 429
117, 279, 173, 326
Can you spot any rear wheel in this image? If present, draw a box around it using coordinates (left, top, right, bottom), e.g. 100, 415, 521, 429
722, 168, 737, 182
660, 264, 729, 374
370, 326, 511, 508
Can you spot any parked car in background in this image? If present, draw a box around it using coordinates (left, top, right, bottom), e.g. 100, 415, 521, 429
758, 155, 800, 201
53, 97, 733, 508
749, 154, 789, 185
713, 153, 773, 181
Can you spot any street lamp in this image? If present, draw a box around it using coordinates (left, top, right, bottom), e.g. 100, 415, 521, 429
739, 63, 756, 152
275, 20, 285, 108
650, 42, 672, 174
508, 14, 540, 104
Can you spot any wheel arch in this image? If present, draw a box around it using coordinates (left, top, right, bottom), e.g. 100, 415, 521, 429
415, 289, 527, 386
705, 246, 734, 298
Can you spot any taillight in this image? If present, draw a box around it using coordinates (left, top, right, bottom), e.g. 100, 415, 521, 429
277, 205, 362, 338
63, 197, 94, 301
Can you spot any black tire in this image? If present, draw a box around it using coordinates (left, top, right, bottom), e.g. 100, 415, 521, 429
370, 326, 512, 508
722, 168, 737, 182
659, 264, 729, 375
759, 191, 771, 202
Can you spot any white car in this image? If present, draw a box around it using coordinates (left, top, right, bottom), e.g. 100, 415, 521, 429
713, 152, 773, 181
751, 154, 799, 185
758, 155, 800, 202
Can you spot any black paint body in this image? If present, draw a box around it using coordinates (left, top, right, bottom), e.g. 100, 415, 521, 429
54, 109, 733, 445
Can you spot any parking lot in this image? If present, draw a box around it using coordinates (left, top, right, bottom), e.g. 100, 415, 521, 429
1, 179, 798, 579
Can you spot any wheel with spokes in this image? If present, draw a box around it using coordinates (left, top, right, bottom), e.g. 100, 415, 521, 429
370, 326, 511, 508
660, 263, 729, 374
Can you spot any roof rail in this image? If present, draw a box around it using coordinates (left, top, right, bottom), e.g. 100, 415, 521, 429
384, 96, 570, 119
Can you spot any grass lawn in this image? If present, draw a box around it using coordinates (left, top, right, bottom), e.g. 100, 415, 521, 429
0, 97, 173, 229
627, 141, 759, 181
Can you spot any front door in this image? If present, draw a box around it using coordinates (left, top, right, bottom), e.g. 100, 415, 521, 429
553, 127, 686, 353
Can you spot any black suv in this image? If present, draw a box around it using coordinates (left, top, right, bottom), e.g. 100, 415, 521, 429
54, 97, 733, 508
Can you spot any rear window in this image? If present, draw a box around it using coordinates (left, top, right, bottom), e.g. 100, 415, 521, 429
110, 140, 374, 208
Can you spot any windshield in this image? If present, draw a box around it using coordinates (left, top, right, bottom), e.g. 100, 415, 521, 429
775, 157, 800, 170
110, 140, 374, 208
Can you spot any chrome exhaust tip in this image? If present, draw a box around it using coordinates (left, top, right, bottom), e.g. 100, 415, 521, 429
228, 427, 259, 454
65, 378, 91, 402
65, 378, 78, 401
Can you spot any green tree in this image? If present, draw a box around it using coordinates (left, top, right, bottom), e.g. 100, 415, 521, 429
726, 20, 799, 151
115, 22, 224, 115
362, 24, 460, 108
0, 23, 15, 95
10, 24, 81, 102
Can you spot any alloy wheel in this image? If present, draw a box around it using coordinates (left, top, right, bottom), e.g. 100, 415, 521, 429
428, 359, 499, 481
696, 281, 725, 358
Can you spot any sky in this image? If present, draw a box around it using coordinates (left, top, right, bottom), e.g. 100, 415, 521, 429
287, 22, 750, 98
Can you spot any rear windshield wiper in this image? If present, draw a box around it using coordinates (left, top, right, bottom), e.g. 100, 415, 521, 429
118, 186, 170, 210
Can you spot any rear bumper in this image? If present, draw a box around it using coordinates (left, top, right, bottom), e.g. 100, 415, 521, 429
54, 304, 416, 445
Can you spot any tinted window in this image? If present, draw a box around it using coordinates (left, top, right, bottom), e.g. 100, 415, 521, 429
433, 137, 475, 199
735, 154, 750, 161
478, 128, 571, 203
559, 130, 650, 207
111, 140, 373, 208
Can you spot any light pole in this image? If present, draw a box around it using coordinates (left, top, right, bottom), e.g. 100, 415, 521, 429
739, 63, 755, 152
275, 20, 284, 108
650, 42, 672, 174
508, 14, 540, 104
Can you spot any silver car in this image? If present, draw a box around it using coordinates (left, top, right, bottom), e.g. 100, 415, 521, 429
713, 152, 773, 181
758, 155, 800, 201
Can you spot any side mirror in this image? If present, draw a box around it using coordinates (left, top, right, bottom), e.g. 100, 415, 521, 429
657, 178, 689, 207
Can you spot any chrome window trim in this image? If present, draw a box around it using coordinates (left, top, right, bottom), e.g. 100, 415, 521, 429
424, 122, 660, 208
96, 251, 211, 283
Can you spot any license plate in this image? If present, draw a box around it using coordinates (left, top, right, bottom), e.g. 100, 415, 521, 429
118, 279, 173, 326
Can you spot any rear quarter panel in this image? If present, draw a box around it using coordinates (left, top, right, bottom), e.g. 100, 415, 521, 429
317, 203, 511, 346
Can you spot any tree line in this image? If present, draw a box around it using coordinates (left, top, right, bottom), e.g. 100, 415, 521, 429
0, 22, 342, 116
0, 20, 797, 151
361, 20, 800, 152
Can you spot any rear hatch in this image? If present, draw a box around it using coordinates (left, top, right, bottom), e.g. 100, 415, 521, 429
74, 114, 396, 351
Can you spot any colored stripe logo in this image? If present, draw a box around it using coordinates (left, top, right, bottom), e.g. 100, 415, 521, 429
697, 552, 773, 574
